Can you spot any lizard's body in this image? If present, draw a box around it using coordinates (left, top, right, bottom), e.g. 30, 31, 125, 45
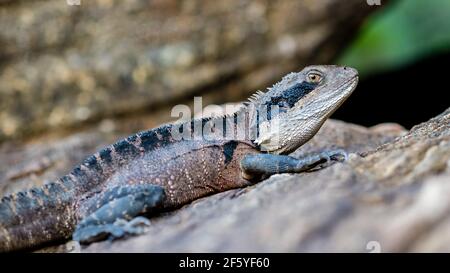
77, 134, 257, 214
0, 65, 358, 252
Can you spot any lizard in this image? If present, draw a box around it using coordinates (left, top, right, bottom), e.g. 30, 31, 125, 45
0, 65, 358, 252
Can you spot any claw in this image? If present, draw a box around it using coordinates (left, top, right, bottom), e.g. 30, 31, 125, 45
328, 149, 348, 162
73, 216, 152, 245
122, 216, 151, 235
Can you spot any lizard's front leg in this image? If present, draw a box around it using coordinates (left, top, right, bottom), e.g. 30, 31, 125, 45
73, 184, 165, 244
240, 150, 347, 181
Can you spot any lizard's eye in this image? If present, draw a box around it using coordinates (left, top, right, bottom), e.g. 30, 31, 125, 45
306, 71, 323, 84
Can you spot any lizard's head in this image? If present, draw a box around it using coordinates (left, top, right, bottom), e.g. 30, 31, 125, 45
249, 65, 358, 154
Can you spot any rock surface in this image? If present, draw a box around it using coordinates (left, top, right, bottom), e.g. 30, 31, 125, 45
2, 105, 449, 252
0, 0, 378, 141
75, 108, 447, 253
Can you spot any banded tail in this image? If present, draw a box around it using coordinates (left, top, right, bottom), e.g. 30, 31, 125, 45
0, 125, 175, 252
0, 179, 76, 252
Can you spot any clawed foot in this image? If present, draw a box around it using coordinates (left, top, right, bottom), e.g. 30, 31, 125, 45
72, 184, 165, 245
241, 149, 348, 179
325, 149, 348, 162
73, 216, 151, 245
307, 149, 348, 171
113, 216, 151, 236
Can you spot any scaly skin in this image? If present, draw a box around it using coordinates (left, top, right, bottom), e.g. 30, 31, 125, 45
0, 65, 358, 252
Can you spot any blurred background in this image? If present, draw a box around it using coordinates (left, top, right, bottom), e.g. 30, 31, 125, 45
335, 0, 450, 128
0, 0, 449, 193
1, 0, 449, 144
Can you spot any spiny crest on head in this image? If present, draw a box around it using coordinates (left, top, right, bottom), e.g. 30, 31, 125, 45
244, 72, 300, 106
270, 72, 299, 91
247, 90, 265, 104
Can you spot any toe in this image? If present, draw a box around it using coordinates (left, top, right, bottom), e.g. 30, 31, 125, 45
329, 149, 348, 162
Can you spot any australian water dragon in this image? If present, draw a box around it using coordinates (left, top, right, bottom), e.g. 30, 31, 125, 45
0, 65, 358, 251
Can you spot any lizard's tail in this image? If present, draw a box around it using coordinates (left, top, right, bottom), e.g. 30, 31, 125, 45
0, 180, 77, 252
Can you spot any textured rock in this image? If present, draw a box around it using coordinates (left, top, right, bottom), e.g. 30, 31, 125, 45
2, 104, 449, 252
1, 107, 449, 252
0, 0, 378, 141
74, 107, 447, 253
